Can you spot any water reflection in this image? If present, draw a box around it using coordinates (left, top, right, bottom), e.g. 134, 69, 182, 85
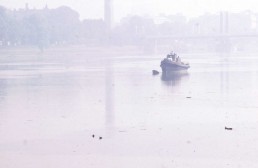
161, 71, 189, 87
105, 61, 115, 127
0, 80, 8, 105
219, 54, 229, 94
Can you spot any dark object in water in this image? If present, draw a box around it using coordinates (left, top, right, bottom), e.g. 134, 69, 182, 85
152, 70, 159, 75
99, 136, 102, 140
225, 127, 233, 130
186, 96, 191, 98
92, 134, 95, 138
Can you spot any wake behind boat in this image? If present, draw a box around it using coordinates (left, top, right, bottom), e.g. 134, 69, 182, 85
160, 51, 190, 73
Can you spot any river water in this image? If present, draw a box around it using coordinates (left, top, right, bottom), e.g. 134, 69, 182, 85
0, 48, 258, 168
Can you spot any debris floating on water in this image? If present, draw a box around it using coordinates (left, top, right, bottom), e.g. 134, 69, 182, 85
225, 127, 233, 130
152, 70, 159, 75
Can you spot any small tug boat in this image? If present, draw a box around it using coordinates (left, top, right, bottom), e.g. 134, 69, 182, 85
160, 52, 190, 73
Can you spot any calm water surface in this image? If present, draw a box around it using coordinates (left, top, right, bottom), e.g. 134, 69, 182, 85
0, 50, 258, 168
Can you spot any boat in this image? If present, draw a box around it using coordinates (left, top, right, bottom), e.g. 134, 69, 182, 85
160, 52, 190, 73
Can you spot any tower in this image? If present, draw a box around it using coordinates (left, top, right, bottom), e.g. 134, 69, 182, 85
220, 11, 229, 34
104, 0, 113, 30
25, 3, 29, 10
219, 11, 231, 52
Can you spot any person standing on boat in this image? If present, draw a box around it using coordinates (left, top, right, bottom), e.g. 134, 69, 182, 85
167, 51, 172, 58
175, 55, 181, 63
172, 53, 176, 61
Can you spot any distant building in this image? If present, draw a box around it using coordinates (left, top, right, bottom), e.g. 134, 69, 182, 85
229, 11, 257, 34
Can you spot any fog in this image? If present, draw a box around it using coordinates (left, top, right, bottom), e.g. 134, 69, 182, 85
1, 2, 258, 52
1, 1, 258, 168
2, 0, 258, 21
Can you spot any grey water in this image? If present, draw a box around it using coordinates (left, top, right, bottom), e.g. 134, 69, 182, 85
0, 50, 258, 168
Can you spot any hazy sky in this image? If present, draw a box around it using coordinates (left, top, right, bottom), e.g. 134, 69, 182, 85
1, 0, 258, 21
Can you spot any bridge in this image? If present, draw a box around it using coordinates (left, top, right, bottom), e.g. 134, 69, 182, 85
144, 33, 258, 53
104, 1, 258, 52
147, 34, 258, 40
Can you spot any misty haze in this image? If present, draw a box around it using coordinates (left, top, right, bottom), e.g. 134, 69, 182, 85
1, 1, 258, 168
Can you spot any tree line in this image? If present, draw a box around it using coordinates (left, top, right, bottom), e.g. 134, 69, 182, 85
0, 5, 107, 49
1, 5, 257, 50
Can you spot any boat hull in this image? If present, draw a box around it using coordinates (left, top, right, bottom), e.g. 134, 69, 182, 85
160, 59, 190, 73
